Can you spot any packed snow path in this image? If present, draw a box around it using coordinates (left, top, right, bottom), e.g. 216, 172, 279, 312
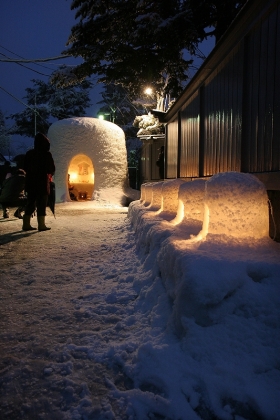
0, 200, 279, 420
0, 204, 136, 419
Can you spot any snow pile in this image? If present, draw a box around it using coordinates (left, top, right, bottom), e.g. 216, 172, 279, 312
48, 117, 129, 204
125, 171, 280, 419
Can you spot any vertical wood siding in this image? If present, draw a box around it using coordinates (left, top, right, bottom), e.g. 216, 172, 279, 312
242, 3, 280, 172
203, 45, 243, 176
166, 0, 280, 179
180, 92, 200, 177
166, 120, 178, 178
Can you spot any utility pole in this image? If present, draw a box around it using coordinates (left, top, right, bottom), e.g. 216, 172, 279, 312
34, 94, 37, 136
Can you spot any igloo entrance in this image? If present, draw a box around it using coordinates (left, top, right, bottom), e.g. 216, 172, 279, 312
68, 154, 94, 201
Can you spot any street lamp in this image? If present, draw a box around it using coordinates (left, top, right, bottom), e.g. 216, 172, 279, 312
144, 87, 153, 96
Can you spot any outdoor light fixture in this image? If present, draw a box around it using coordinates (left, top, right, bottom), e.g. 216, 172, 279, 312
98, 115, 104, 120
145, 87, 153, 95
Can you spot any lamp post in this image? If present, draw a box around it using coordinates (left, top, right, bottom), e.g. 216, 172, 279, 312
144, 87, 170, 112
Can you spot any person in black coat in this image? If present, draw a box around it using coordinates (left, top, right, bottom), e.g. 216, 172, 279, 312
0, 160, 12, 186
0, 169, 26, 218
23, 132, 55, 231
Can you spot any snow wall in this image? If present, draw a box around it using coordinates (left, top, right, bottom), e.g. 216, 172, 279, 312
130, 172, 269, 241
128, 172, 272, 337
48, 117, 129, 204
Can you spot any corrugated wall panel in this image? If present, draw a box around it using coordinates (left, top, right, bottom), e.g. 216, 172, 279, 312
264, 5, 280, 171
203, 45, 243, 176
273, 3, 280, 170
166, 119, 178, 178
180, 92, 200, 177
242, 5, 280, 172
165, 0, 280, 180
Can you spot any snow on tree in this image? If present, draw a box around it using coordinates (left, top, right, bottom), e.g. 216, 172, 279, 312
8, 72, 92, 138
133, 112, 164, 136
52, 0, 246, 100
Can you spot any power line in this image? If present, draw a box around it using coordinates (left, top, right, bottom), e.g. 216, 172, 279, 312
0, 52, 51, 77
0, 43, 55, 72
0, 83, 93, 124
0, 84, 49, 133
0, 84, 35, 111
0, 55, 71, 63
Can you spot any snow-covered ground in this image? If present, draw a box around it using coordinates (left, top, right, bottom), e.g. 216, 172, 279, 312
0, 173, 280, 420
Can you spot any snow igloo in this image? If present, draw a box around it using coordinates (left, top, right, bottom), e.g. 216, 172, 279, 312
48, 117, 129, 204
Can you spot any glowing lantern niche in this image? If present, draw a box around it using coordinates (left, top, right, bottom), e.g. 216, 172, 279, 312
172, 179, 206, 226
68, 154, 94, 201
205, 172, 269, 240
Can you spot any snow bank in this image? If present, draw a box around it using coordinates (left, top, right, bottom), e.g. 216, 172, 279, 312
48, 117, 129, 204
126, 171, 280, 419
129, 172, 276, 336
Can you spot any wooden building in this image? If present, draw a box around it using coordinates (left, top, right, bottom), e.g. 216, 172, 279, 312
155, 0, 280, 240
138, 134, 165, 182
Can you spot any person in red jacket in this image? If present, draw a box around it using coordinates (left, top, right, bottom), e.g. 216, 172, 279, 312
23, 132, 55, 231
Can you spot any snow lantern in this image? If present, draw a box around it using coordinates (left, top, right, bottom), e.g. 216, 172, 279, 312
160, 179, 186, 215
204, 172, 269, 239
48, 117, 128, 203
172, 179, 206, 225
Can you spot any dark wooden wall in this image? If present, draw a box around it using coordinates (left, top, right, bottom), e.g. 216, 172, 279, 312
165, 0, 280, 182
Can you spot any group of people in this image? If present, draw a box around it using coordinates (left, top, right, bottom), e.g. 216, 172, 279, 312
0, 132, 55, 231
